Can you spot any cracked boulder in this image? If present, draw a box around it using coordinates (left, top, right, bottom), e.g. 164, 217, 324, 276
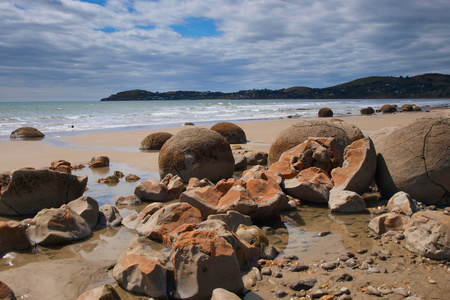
0, 169, 87, 216
372, 115, 450, 205
159, 128, 235, 183
268, 119, 350, 166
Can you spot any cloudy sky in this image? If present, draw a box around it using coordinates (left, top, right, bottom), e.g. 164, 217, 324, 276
1, 0, 450, 101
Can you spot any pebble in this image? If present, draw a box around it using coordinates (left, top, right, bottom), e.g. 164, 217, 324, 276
296, 290, 306, 297
365, 285, 381, 296
395, 233, 405, 240
261, 267, 272, 276
379, 288, 392, 295
321, 261, 338, 270
360, 262, 370, 270
289, 279, 317, 291
275, 290, 287, 298
287, 264, 309, 272
349, 233, 358, 237
357, 248, 368, 254
319, 231, 331, 237
392, 288, 409, 297
273, 271, 283, 278
310, 289, 329, 298
345, 258, 357, 268
253, 267, 263, 281
428, 279, 436, 284
246, 278, 256, 287
370, 251, 379, 257
368, 267, 387, 273
337, 273, 353, 282
338, 294, 352, 300
380, 250, 391, 257
282, 254, 299, 261
339, 255, 350, 262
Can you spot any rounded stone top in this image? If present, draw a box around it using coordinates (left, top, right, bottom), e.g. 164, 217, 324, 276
10, 127, 45, 140
361, 107, 375, 115
318, 107, 333, 118
210, 122, 247, 144
139, 132, 173, 150
380, 104, 398, 113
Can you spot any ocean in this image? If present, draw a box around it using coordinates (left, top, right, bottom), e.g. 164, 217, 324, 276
0, 98, 448, 138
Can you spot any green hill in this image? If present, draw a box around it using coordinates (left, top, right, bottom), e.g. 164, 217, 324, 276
101, 73, 450, 101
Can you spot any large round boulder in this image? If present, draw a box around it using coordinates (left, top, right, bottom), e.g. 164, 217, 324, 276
361, 107, 375, 115
373, 115, 449, 205
158, 128, 235, 183
139, 132, 173, 150
10, 127, 45, 140
318, 107, 333, 117
210, 122, 247, 144
380, 104, 398, 113
268, 120, 350, 166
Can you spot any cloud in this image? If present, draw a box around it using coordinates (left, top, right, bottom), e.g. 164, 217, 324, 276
0, 0, 449, 101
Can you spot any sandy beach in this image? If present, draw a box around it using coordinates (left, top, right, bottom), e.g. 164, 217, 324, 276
1, 110, 444, 174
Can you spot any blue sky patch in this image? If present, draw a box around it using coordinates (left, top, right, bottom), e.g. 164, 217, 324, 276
171, 17, 220, 38
79, 0, 107, 6
95, 27, 119, 33
14, 4, 26, 10
135, 25, 155, 30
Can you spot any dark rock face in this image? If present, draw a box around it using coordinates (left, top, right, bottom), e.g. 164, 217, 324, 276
373, 115, 450, 205
401, 104, 414, 111
158, 128, 235, 183
380, 104, 398, 113
361, 107, 375, 115
10, 127, 45, 140
210, 122, 247, 144
318, 107, 333, 117
139, 132, 173, 150
0, 169, 87, 216
268, 120, 350, 166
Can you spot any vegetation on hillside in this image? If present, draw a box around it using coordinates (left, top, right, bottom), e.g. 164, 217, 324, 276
101, 73, 450, 101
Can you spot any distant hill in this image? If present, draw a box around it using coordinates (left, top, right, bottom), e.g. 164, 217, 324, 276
101, 73, 450, 101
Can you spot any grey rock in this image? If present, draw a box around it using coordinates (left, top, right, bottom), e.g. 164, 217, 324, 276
207, 210, 252, 232
98, 205, 122, 227
329, 190, 366, 213
321, 261, 338, 270
290, 279, 317, 291
67, 196, 99, 230
211, 288, 241, 300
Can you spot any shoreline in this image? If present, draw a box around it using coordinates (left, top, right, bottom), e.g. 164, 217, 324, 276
0, 110, 447, 174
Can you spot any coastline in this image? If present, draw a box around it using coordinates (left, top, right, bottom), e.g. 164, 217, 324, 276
0, 110, 446, 174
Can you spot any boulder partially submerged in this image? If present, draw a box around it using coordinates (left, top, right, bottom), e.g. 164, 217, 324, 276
10, 127, 45, 140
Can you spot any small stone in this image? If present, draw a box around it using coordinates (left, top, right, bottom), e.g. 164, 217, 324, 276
338, 295, 352, 300
360, 262, 370, 270
296, 290, 306, 297
319, 231, 331, 237
349, 233, 358, 238
287, 264, 309, 272
339, 255, 350, 262
321, 261, 338, 270
380, 250, 391, 256
365, 285, 381, 296
428, 279, 436, 284
379, 256, 387, 261
392, 288, 409, 297
345, 258, 357, 268
340, 287, 351, 295
337, 273, 353, 282
282, 254, 299, 260
273, 271, 283, 278
370, 251, 379, 256
275, 290, 288, 298
357, 248, 368, 254
395, 233, 405, 240
379, 288, 391, 295
290, 279, 317, 291
261, 267, 272, 276
311, 289, 329, 298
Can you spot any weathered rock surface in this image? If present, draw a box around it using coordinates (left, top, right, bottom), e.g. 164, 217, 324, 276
330, 120, 365, 143
331, 137, 377, 195
236, 225, 279, 260
328, 190, 366, 213
318, 107, 333, 117
386, 191, 420, 216
159, 128, 235, 183
139, 132, 173, 150
404, 211, 450, 260
125, 174, 141, 182
89, 156, 110, 168
0, 221, 33, 256
122, 202, 165, 230
373, 115, 450, 205
27, 205, 91, 245
77, 284, 121, 300
361, 107, 375, 115
0, 280, 16, 300
381, 104, 398, 113
115, 194, 141, 206
207, 210, 253, 232
268, 120, 350, 165
210, 122, 247, 144
283, 167, 333, 204
233, 154, 247, 170
368, 212, 410, 235
10, 126, 45, 140
67, 196, 99, 230
98, 204, 123, 227
211, 288, 241, 300
134, 174, 185, 202
0, 169, 87, 216
236, 150, 268, 165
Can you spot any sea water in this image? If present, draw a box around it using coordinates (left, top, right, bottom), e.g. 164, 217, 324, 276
0, 98, 448, 138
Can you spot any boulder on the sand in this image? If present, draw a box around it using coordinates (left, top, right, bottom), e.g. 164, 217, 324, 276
207, 210, 253, 232
139, 132, 173, 150
158, 128, 235, 183
380, 104, 398, 113
135, 202, 203, 243
0, 280, 16, 300
77, 284, 121, 300
10, 127, 44, 140
67, 196, 99, 230
236, 224, 279, 260
98, 204, 123, 227
233, 154, 247, 170
283, 167, 334, 204
134, 174, 185, 202
330, 120, 365, 143
404, 211, 450, 260
0, 169, 87, 216
0, 221, 33, 256
373, 115, 450, 205
113, 237, 169, 299
328, 190, 366, 213
318, 107, 333, 117
361, 107, 375, 115
125, 174, 141, 182
331, 137, 377, 195
271, 137, 345, 177
89, 156, 110, 168
268, 119, 350, 165
211, 122, 247, 144
171, 229, 244, 299
50, 159, 72, 174
368, 212, 410, 235
386, 191, 420, 216
400, 104, 414, 112
27, 205, 91, 245
115, 194, 141, 207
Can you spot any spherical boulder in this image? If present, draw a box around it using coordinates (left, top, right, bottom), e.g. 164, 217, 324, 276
158, 128, 235, 183
210, 122, 247, 144
268, 120, 350, 166
361, 107, 375, 115
400, 104, 414, 112
380, 104, 398, 113
373, 115, 450, 205
318, 107, 333, 117
139, 132, 173, 150
10, 127, 45, 140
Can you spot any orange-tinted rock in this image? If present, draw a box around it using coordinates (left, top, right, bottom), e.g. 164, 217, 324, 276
242, 165, 283, 185
125, 174, 141, 182
283, 167, 333, 204
368, 212, 410, 235
186, 177, 215, 190
331, 137, 376, 195
51, 159, 71, 169
89, 156, 110, 168
0, 221, 33, 255
134, 177, 169, 202
122, 202, 165, 230
215, 178, 236, 195
269, 161, 297, 179
160, 173, 185, 199
180, 186, 224, 218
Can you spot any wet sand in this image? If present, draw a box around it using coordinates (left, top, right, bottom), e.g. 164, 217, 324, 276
1, 110, 449, 299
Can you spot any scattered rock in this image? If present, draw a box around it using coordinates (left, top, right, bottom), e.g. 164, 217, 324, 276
134, 174, 185, 202
139, 132, 173, 150
365, 285, 381, 296
328, 190, 366, 213
337, 273, 353, 282
98, 204, 122, 227
361, 107, 375, 115
211, 288, 241, 300
290, 279, 317, 291
234, 154, 247, 170
89, 156, 110, 168
67, 196, 99, 230
380, 104, 398, 113
369, 212, 410, 235
210, 122, 247, 144
401, 104, 414, 112
115, 194, 141, 206
321, 261, 338, 271
10, 126, 45, 140
311, 289, 329, 298
207, 210, 252, 232
386, 191, 420, 216
0, 220, 33, 256
283, 167, 333, 204
125, 174, 141, 182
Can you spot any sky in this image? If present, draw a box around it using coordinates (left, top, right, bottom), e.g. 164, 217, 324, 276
1, 0, 450, 101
